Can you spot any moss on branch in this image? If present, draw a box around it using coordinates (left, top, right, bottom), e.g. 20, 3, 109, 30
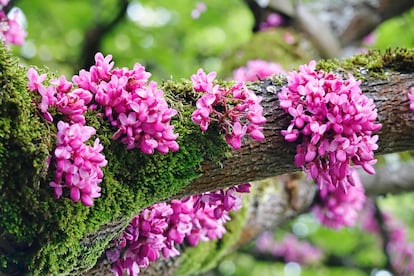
0, 44, 230, 274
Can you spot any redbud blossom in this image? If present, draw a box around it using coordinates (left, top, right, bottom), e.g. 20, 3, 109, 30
0, 7, 26, 45
191, 68, 266, 150
360, 201, 414, 274
256, 232, 323, 265
108, 184, 250, 275
278, 60, 381, 193
312, 170, 366, 229
233, 59, 285, 82
50, 121, 107, 206
28, 53, 179, 206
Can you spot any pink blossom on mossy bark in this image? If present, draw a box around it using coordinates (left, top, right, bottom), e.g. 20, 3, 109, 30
108, 184, 250, 276
278, 60, 381, 193
27, 52, 179, 206
49, 121, 107, 206
191, 68, 266, 150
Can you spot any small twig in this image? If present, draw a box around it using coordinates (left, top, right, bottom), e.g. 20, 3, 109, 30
243, 0, 265, 32
372, 198, 395, 274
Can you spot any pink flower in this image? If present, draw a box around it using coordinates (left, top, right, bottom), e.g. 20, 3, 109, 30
27, 68, 47, 92
283, 32, 295, 45
2, 8, 26, 45
191, 69, 266, 149
28, 51, 179, 207
233, 60, 286, 82
359, 200, 414, 274
312, 170, 366, 229
71, 53, 179, 154
259, 13, 284, 30
256, 232, 323, 265
278, 60, 381, 192
50, 121, 106, 206
225, 122, 247, 150
191, 68, 216, 92
408, 87, 414, 118
50, 75, 73, 93
191, 2, 207, 19
108, 184, 250, 275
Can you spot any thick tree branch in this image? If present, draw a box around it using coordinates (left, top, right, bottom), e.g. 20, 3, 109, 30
87, 51, 414, 274
179, 68, 414, 197
361, 159, 414, 196
245, 0, 414, 57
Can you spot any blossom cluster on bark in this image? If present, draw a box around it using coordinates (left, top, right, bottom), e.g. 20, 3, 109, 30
27, 53, 179, 205
107, 184, 250, 275
191, 68, 266, 149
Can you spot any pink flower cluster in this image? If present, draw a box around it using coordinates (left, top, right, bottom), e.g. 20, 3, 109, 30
28, 68, 107, 206
0, 5, 26, 45
28, 53, 179, 205
191, 69, 266, 149
49, 122, 107, 206
233, 59, 286, 82
360, 201, 414, 274
278, 60, 381, 192
107, 184, 250, 276
259, 13, 284, 30
312, 170, 366, 229
73, 53, 179, 154
256, 232, 323, 265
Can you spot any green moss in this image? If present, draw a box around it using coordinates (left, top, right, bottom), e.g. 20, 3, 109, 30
316, 48, 414, 80
176, 195, 250, 275
0, 44, 231, 274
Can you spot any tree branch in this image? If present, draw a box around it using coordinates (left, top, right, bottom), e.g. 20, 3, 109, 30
248, 0, 414, 57
373, 199, 395, 274
179, 60, 414, 197
2, 47, 414, 274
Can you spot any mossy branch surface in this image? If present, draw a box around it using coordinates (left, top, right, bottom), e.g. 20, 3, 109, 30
1, 47, 414, 274
0, 45, 229, 274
